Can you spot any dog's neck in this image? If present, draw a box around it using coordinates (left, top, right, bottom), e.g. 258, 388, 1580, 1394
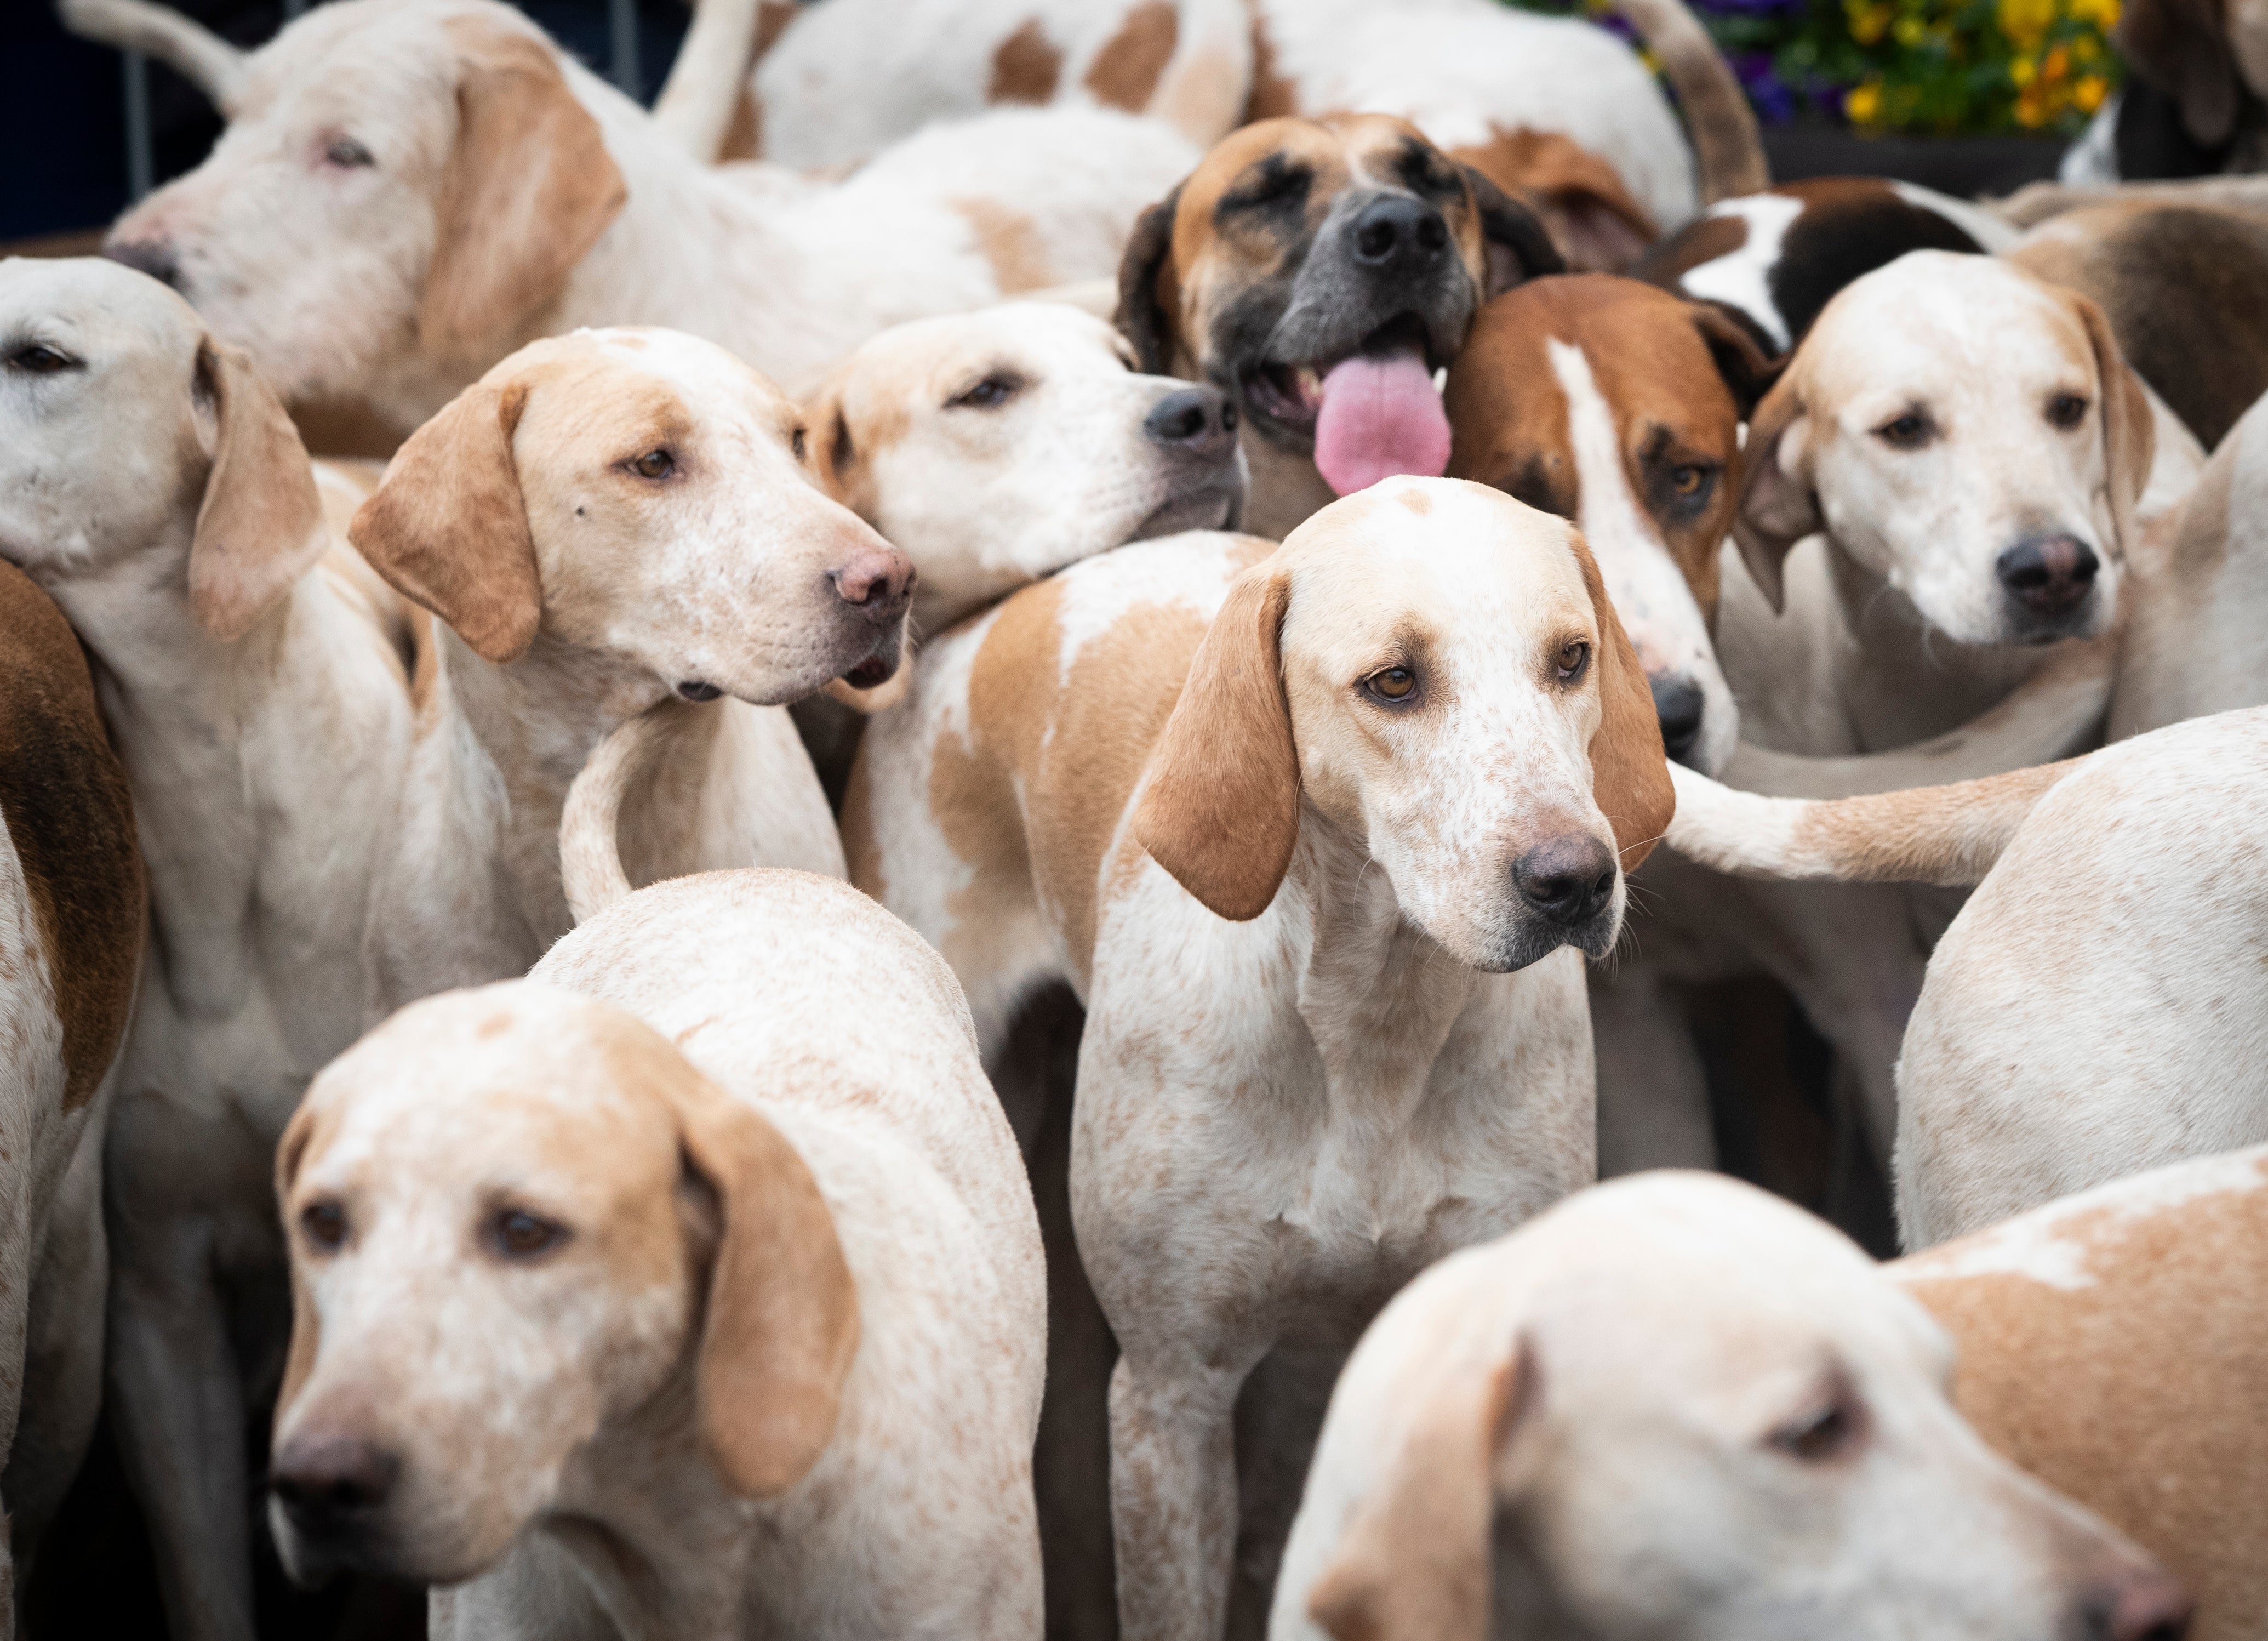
43, 532, 408, 1038
1826, 543, 2060, 750
1284, 806, 1479, 1130
403, 626, 671, 984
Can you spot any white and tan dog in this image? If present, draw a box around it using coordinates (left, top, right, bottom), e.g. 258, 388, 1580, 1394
804, 299, 1247, 639
1270, 1170, 2192, 1641
347, 326, 873, 1011
1666, 705, 2268, 1250
0, 561, 142, 1634
1896, 1144, 2268, 1641
268, 870, 1047, 1639
847, 477, 1671, 1638
0, 255, 416, 1641
65, 0, 1197, 441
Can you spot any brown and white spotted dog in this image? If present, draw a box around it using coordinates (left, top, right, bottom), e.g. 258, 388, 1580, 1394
1895, 1144, 2268, 1641
1116, 114, 1564, 537
1444, 274, 1780, 773
0, 560, 143, 1620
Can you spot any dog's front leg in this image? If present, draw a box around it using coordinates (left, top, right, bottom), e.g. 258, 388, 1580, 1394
1107, 1349, 1255, 1641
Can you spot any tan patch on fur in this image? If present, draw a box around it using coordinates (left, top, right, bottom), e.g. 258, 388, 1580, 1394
423, 19, 626, 354
190, 338, 328, 641
1396, 486, 1432, 516
1451, 127, 1657, 273
0, 565, 144, 1113
1566, 528, 1674, 867
951, 197, 1053, 293
1085, 1, 1178, 110
716, 2, 800, 162
1898, 1169, 2268, 1633
989, 18, 1064, 104
1243, 6, 1300, 120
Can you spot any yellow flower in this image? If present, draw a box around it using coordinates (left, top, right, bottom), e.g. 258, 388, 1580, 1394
1894, 14, 1927, 44
2075, 72, 2109, 111
2074, 34, 2100, 61
1846, 80, 1884, 123
2042, 44, 2070, 79
1848, 1, 1893, 44
2070, 0, 2121, 27
2009, 52, 2038, 86
1997, 0, 2056, 48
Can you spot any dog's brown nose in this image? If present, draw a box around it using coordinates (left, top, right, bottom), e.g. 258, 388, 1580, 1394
1996, 533, 2099, 617
1512, 835, 1616, 927
2090, 1563, 2193, 1641
829, 546, 915, 619
104, 237, 184, 293
271, 1434, 399, 1527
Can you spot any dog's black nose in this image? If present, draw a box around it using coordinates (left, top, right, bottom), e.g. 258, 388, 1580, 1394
829, 546, 915, 622
1996, 533, 2099, 617
2086, 1563, 2193, 1641
1350, 194, 1450, 270
1647, 673, 1706, 767
1512, 835, 1617, 927
104, 237, 183, 292
1144, 386, 1239, 460
271, 1435, 399, 1528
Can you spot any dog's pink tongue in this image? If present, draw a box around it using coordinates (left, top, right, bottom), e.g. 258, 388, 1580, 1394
1311, 346, 1452, 497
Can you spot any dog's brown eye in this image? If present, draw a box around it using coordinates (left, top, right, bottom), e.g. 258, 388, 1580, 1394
629, 448, 675, 481
324, 136, 374, 168
5, 344, 74, 375
1875, 411, 1931, 449
2047, 392, 2088, 430
1366, 666, 1416, 702
1556, 640, 1590, 682
487, 1207, 569, 1261
791, 426, 808, 461
951, 374, 1019, 410
1773, 1399, 1860, 1463
1669, 465, 1705, 495
300, 1199, 349, 1253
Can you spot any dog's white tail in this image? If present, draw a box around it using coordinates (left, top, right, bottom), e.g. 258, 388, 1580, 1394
1667, 755, 2083, 887
58, 0, 249, 113
650, 0, 783, 162
560, 699, 701, 924
1612, 0, 1770, 203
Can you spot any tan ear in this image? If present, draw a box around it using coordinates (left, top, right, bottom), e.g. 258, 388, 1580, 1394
804, 380, 874, 518
1133, 566, 1299, 921
350, 380, 541, 664
420, 19, 627, 356
273, 1096, 325, 1421
2070, 290, 2155, 564
1115, 182, 1186, 375
674, 1076, 860, 1500
1307, 1346, 1531, 1641
1731, 369, 1817, 613
188, 338, 327, 641
1568, 528, 1673, 869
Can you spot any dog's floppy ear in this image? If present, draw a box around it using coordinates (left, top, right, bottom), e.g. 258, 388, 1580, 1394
1567, 527, 1673, 870
350, 379, 541, 664
2070, 289, 2155, 565
803, 378, 874, 518
1730, 368, 1818, 613
673, 1071, 860, 1499
1689, 301, 1783, 419
272, 1095, 328, 1422
2117, 0, 2244, 147
420, 18, 627, 356
1135, 563, 1299, 920
1459, 165, 1568, 297
188, 337, 329, 642
1116, 181, 1186, 374
1307, 1342, 1534, 1641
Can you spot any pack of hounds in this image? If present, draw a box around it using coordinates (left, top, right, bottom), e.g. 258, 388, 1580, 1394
4, 0, 2267, 1635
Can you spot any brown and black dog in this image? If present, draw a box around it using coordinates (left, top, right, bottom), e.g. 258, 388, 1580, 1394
1445, 274, 1776, 770
1116, 113, 1564, 537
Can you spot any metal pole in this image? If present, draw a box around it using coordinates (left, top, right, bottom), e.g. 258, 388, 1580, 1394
609, 0, 641, 97
123, 50, 153, 202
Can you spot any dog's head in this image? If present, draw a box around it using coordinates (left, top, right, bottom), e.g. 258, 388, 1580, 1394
100, 0, 625, 429
0, 255, 332, 639
350, 326, 910, 703
1446, 276, 1779, 775
1298, 1172, 2194, 1641
1115, 115, 1563, 499
1736, 252, 2152, 648
268, 982, 858, 1586
1133, 477, 1671, 972
804, 301, 1247, 635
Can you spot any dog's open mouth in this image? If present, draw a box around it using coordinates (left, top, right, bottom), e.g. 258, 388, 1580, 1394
1236, 314, 1452, 497
839, 654, 896, 691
